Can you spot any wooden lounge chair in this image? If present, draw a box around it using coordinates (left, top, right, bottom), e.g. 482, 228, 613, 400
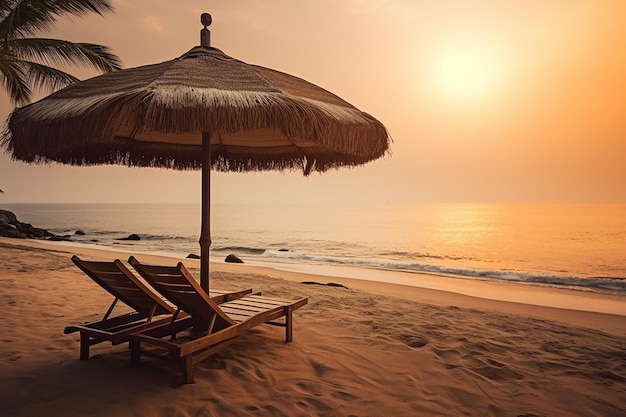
127, 256, 308, 384
65, 255, 252, 360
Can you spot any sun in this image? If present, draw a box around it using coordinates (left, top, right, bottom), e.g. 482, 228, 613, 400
430, 42, 498, 100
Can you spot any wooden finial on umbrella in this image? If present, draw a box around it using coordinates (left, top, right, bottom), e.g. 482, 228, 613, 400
200, 13, 212, 46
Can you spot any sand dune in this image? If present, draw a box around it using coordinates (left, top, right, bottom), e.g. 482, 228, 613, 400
1, 238, 625, 416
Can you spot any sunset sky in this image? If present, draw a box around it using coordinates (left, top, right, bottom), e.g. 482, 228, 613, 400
1, 0, 625, 204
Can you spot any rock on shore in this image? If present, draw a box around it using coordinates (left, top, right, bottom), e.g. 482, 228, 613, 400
0, 209, 69, 241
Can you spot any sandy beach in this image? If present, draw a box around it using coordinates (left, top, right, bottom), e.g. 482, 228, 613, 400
1, 237, 625, 417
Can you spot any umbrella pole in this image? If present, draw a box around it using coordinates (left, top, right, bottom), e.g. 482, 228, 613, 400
200, 131, 211, 293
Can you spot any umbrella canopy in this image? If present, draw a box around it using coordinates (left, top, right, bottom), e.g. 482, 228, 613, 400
1, 14, 390, 291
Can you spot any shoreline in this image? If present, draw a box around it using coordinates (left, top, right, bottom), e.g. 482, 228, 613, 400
3, 236, 624, 334
3, 203, 625, 295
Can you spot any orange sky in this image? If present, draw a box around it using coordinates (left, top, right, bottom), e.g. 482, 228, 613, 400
1, 0, 625, 204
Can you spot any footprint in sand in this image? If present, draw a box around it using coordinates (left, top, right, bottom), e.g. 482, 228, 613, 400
398, 334, 428, 348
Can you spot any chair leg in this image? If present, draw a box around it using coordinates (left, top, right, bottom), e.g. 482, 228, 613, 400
130, 339, 140, 366
285, 307, 293, 343
79, 332, 90, 360
183, 356, 194, 384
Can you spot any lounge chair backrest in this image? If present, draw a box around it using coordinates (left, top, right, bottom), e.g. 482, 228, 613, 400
72, 255, 174, 316
128, 256, 235, 331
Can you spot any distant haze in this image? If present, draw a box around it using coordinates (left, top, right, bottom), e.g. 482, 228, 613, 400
2, 1, 625, 204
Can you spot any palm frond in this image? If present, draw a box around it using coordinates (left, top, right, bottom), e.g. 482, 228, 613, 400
6, 37, 121, 71
23, 59, 79, 92
40, 0, 114, 16
0, 1, 17, 16
0, 58, 32, 104
74, 42, 121, 71
0, 0, 114, 40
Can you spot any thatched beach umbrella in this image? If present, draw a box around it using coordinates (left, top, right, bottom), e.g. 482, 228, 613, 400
1, 14, 390, 292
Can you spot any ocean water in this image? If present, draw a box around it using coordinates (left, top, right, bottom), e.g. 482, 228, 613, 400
3, 202, 626, 294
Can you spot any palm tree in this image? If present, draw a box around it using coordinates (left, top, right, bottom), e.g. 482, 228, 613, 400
0, 0, 121, 106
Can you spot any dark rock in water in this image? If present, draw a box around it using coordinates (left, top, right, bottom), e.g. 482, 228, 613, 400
74, 230, 86, 235
225, 254, 244, 263
47, 234, 72, 242
326, 282, 349, 288
186, 253, 201, 259
118, 233, 140, 241
301, 281, 348, 289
